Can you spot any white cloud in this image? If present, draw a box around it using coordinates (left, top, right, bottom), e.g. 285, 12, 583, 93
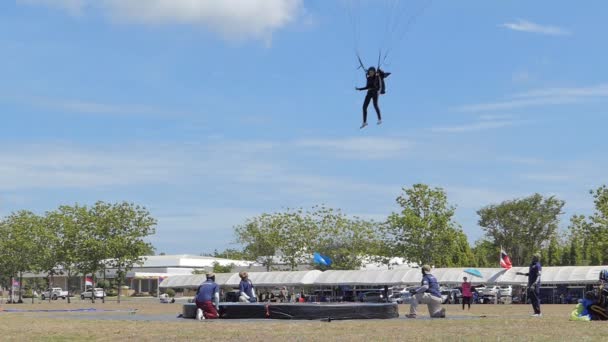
459, 84, 608, 112
295, 137, 412, 160
18, 0, 304, 42
431, 114, 528, 133
500, 19, 571, 36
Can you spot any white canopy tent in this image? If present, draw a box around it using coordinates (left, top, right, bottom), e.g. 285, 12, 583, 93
313, 269, 419, 286
496, 266, 605, 285
224, 271, 323, 287
159, 273, 235, 289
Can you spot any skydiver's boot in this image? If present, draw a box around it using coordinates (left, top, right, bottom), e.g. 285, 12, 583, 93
360, 122, 368, 129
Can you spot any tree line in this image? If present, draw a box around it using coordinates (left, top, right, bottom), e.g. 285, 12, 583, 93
0, 201, 155, 303
221, 184, 608, 270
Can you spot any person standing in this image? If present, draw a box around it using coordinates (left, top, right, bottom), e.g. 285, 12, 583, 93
195, 272, 220, 320
517, 253, 542, 317
406, 265, 446, 318
461, 276, 472, 310
238, 271, 257, 303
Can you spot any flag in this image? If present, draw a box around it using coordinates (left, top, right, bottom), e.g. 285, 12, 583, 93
85, 276, 93, 287
159, 276, 167, 285
12, 280, 20, 287
500, 248, 512, 269
313, 252, 332, 267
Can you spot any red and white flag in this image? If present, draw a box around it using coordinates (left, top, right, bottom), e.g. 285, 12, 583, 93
500, 248, 512, 269
85, 276, 93, 287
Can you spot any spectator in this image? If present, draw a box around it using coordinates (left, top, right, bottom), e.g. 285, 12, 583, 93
461, 277, 472, 310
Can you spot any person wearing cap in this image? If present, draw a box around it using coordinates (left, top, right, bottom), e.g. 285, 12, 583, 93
517, 253, 542, 317
195, 272, 220, 320
406, 265, 445, 318
461, 276, 472, 310
238, 271, 257, 303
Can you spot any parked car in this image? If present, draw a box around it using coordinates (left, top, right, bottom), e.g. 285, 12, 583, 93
498, 285, 513, 297
391, 292, 413, 304
41, 287, 68, 300
360, 291, 384, 303
81, 288, 106, 300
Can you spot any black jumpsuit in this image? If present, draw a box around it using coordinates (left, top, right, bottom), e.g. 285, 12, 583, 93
359, 71, 390, 124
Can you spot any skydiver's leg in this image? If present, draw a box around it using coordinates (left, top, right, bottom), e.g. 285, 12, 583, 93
372, 93, 382, 123
361, 93, 372, 128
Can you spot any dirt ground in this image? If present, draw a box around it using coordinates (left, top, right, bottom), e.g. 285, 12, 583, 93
0, 301, 604, 341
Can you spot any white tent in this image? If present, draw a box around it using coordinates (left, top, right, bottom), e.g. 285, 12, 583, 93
224, 271, 322, 287
429, 268, 505, 285
159, 273, 235, 289
313, 269, 419, 286
496, 266, 605, 285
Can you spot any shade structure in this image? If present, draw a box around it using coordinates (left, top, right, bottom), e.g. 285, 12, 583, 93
313, 269, 420, 286
224, 270, 323, 287
159, 273, 235, 289
496, 266, 606, 285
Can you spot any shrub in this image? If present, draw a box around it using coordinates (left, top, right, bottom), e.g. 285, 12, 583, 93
166, 288, 176, 298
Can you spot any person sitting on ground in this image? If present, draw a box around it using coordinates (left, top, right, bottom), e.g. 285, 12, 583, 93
238, 271, 257, 303
194, 272, 220, 320
406, 265, 446, 318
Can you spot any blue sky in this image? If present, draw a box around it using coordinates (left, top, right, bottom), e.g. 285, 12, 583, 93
1, 0, 607, 254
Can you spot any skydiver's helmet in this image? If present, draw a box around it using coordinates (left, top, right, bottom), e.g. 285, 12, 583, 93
367, 67, 376, 76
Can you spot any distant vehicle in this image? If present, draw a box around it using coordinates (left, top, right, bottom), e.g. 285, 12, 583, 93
224, 290, 240, 302
440, 290, 450, 304
360, 291, 384, 303
41, 288, 69, 300
389, 292, 413, 304
81, 288, 105, 300
499, 285, 512, 297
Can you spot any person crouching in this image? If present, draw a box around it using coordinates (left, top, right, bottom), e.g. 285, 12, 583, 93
195, 272, 220, 320
406, 265, 446, 318
238, 271, 257, 303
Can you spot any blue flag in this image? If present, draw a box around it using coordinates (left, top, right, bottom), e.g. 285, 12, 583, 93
313, 252, 332, 266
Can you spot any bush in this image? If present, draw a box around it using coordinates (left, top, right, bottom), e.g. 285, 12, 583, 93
166, 288, 176, 298
97, 280, 111, 289
22, 289, 34, 298
105, 289, 118, 297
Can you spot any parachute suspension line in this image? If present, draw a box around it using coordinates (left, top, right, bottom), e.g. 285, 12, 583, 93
380, 0, 434, 68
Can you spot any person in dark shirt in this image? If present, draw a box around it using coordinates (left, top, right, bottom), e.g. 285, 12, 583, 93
406, 265, 446, 318
195, 272, 220, 320
517, 253, 542, 317
238, 271, 257, 303
356, 67, 391, 129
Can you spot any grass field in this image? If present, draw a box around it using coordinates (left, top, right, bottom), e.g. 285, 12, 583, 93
0, 301, 602, 341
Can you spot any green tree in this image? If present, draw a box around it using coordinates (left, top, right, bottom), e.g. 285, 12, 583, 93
588, 185, 608, 264
213, 249, 249, 260
477, 194, 565, 266
100, 202, 156, 303
312, 208, 381, 270
0, 211, 51, 303
235, 214, 281, 271
45, 205, 92, 303
471, 239, 497, 267
212, 262, 235, 273
383, 184, 470, 267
